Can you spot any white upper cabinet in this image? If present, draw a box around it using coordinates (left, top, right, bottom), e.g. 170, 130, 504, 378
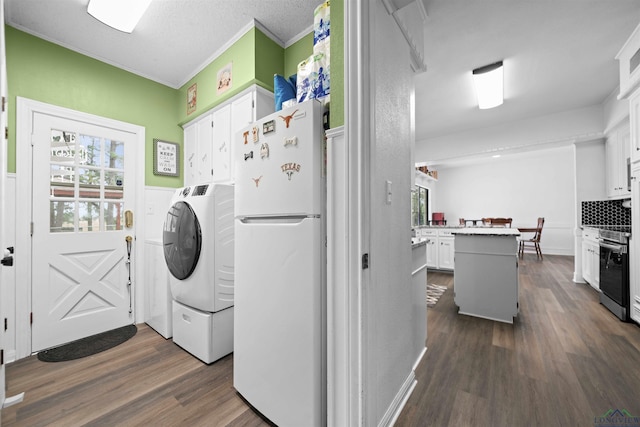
183, 124, 198, 187
605, 121, 631, 198
630, 89, 640, 164
211, 105, 231, 183
182, 85, 274, 186
616, 21, 640, 100
196, 112, 214, 183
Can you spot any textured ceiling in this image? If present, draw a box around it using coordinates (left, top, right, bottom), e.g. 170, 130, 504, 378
4, 0, 319, 88
5, 0, 640, 154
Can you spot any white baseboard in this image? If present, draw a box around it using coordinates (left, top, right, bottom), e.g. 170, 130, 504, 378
377, 370, 417, 427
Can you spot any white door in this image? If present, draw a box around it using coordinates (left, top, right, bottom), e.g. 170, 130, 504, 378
31, 112, 136, 352
196, 113, 213, 183
183, 124, 197, 187
212, 104, 231, 182
0, 0, 8, 413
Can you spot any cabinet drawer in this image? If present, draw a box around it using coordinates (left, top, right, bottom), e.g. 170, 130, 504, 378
421, 229, 438, 237
438, 230, 454, 237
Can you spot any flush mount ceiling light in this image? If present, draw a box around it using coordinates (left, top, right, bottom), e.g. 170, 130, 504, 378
472, 61, 504, 109
87, 0, 153, 33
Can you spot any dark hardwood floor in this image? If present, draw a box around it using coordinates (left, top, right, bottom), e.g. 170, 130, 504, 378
397, 255, 640, 427
3, 255, 640, 426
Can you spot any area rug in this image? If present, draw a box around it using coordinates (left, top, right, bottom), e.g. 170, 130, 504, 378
37, 324, 137, 362
427, 284, 447, 307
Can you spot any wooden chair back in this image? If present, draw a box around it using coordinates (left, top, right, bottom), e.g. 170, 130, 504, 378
532, 217, 545, 241
483, 217, 512, 227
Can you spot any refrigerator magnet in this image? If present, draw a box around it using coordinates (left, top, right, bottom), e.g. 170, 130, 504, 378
263, 120, 275, 134
243, 130, 249, 144
260, 143, 270, 159
252, 176, 263, 187
278, 109, 298, 128
284, 136, 298, 147
281, 162, 301, 180
244, 151, 254, 161
252, 126, 259, 143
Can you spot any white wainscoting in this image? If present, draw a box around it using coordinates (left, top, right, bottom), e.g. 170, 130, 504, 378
144, 186, 176, 241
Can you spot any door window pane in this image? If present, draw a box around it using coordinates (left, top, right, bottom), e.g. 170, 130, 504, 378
104, 202, 123, 231
50, 201, 74, 233
79, 201, 101, 232
48, 130, 127, 232
105, 139, 124, 169
79, 134, 101, 166
50, 129, 77, 163
104, 170, 124, 188
50, 164, 74, 184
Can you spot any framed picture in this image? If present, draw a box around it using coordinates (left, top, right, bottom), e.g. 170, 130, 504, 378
187, 83, 197, 115
217, 62, 232, 94
153, 139, 180, 177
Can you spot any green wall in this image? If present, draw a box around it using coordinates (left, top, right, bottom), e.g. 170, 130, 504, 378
177, 28, 285, 126
284, 33, 314, 78
255, 29, 285, 89
5, 26, 183, 187
331, 0, 344, 127
5, 1, 345, 185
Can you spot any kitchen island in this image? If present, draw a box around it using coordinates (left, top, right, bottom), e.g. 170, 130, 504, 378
451, 228, 520, 323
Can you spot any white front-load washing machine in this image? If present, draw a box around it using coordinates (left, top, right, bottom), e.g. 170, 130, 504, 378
163, 183, 234, 363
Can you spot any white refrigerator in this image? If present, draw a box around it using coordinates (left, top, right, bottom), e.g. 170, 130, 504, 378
233, 100, 326, 427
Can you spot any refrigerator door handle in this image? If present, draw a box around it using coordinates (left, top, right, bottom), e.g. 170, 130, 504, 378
238, 214, 321, 224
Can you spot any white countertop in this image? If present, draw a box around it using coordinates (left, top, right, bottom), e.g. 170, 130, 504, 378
411, 239, 427, 248
451, 227, 521, 236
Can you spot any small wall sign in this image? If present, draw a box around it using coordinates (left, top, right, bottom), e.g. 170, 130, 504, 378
217, 62, 232, 95
153, 139, 180, 177
187, 83, 197, 115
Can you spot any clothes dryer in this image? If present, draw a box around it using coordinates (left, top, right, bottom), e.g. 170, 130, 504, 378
163, 183, 234, 363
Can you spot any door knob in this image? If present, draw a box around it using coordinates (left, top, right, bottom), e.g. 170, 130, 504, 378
2, 247, 13, 267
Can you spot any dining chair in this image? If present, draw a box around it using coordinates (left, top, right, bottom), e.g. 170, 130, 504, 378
488, 217, 512, 227
518, 217, 545, 259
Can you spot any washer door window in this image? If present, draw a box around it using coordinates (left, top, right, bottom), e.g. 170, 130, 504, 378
163, 201, 202, 280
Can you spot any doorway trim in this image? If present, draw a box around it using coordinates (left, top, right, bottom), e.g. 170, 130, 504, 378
15, 97, 146, 359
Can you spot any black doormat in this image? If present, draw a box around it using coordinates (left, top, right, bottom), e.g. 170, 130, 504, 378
37, 324, 137, 362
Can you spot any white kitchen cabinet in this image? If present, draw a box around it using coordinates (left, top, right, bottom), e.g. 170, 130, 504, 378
630, 89, 640, 164
422, 228, 454, 271
211, 104, 231, 182
581, 228, 600, 290
617, 21, 640, 324
453, 232, 519, 323
630, 163, 640, 324
605, 121, 631, 199
196, 112, 214, 183
183, 85, 274, 186
438, 233, 455, 270
183, 124, 198, 187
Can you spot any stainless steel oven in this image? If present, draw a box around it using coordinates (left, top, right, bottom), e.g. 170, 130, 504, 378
599, 228, 630, 321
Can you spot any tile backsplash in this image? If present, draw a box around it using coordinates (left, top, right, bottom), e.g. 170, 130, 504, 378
581, 200, 631, 226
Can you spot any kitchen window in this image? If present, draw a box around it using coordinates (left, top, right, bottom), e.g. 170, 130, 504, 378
411, 185, 429, 227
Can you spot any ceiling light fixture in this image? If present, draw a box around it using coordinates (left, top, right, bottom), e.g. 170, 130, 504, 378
87, 0, 153, 33
472, 61, 504, 109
